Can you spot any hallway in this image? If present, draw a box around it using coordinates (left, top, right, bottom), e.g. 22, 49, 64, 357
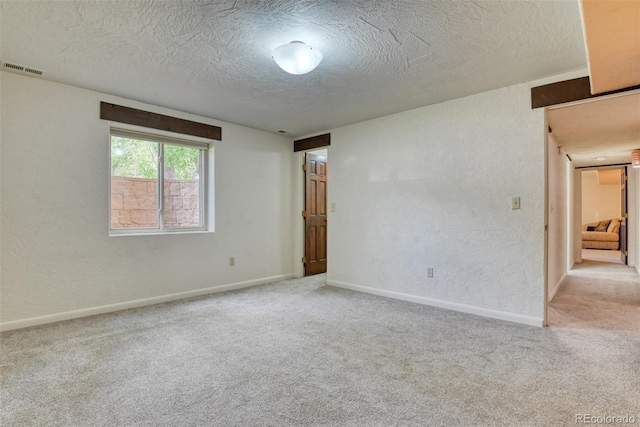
549, 259, 640, 330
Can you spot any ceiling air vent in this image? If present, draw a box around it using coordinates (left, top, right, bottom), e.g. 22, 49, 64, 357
4, 62, 24, 72
2, 61, 44, 76
23, 67, 43, 76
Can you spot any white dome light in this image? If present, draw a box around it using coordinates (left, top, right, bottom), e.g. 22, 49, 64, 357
272, 41, 323, 75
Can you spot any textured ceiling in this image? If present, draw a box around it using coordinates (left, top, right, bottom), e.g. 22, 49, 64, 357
547, 93, 640, 168
1, 0, 587, 136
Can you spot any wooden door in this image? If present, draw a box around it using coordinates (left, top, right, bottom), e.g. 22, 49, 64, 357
620, 168, 628, 265
304, 153, 327, 276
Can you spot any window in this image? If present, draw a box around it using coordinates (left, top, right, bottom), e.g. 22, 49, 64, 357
110, 129, 208, 234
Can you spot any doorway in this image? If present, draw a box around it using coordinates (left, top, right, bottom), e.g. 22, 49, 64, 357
303, 149, 328, 276
544, 90, 640, 327
580, 168, 626, 265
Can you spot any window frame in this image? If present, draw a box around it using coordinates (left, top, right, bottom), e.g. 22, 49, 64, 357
109, 127, 209, 236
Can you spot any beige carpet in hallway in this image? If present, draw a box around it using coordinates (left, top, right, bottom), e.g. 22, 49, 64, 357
581, 249, 623, 264
549, 259, 640, 330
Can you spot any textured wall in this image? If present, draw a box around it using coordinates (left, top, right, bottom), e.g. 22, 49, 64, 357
547, 133, 569, 301
327, 84, 546, 324
1, 72, 294, 325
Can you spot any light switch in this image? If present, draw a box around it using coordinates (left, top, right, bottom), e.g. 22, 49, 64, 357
511, 196, 521, 210
330, 203, 336, 213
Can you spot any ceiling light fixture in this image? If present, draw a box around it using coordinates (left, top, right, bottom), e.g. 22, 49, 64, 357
632, 151, 640, 168
272, 41, 323, 75
596, 157, 606, 161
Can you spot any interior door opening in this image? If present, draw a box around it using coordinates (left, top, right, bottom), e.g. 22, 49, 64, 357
304, 149, 328, 276
580, 168, 627, 265
544, 90, 640, 328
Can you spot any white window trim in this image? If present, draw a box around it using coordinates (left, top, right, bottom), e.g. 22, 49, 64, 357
109, 126, 211, 236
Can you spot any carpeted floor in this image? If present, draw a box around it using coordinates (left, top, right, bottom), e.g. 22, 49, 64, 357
549, 259, 640, 331
2, 273, 639, 426
581, 249, 623, 264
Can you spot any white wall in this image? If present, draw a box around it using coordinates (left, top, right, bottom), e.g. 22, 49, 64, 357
547, 133, 569, 302
0, 72, 295, 329
627, 167, 637, 266
326, 84, 546, 326
635, 168, 640, 274
567, 160, 577, 268
581, 170, 621, 223
0, 17, 3, 322
573, 170, 583, 264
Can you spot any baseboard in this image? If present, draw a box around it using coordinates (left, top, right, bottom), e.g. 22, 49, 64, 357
327, 280, 543, 327
0, 274, 295, 332
548, 272, 568, 302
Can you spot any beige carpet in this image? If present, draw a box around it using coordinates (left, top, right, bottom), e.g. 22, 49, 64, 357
2, 273, 639, 426
549, 259, 640, 330
581, 249, 623, 264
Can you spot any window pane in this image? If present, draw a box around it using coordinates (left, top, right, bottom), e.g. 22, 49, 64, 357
163, 144, 201, 228
110, 137, 159, 229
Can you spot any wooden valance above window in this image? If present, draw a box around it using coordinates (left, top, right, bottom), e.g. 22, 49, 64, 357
100, 102, 221, 140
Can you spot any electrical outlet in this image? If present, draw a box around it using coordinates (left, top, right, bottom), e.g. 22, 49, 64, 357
229, 257, 235, 267
427, 268, 434, 278
511, 196, 521, 210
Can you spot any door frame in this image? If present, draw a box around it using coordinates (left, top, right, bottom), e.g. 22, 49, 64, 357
621, 167, 628, 265
293, 147, 329, 278
303, 152, 328, 276
571, 165, 635, 263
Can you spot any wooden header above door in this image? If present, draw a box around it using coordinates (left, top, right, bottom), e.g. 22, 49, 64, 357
531, 76, 640, 109
294, 133, 330, 152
